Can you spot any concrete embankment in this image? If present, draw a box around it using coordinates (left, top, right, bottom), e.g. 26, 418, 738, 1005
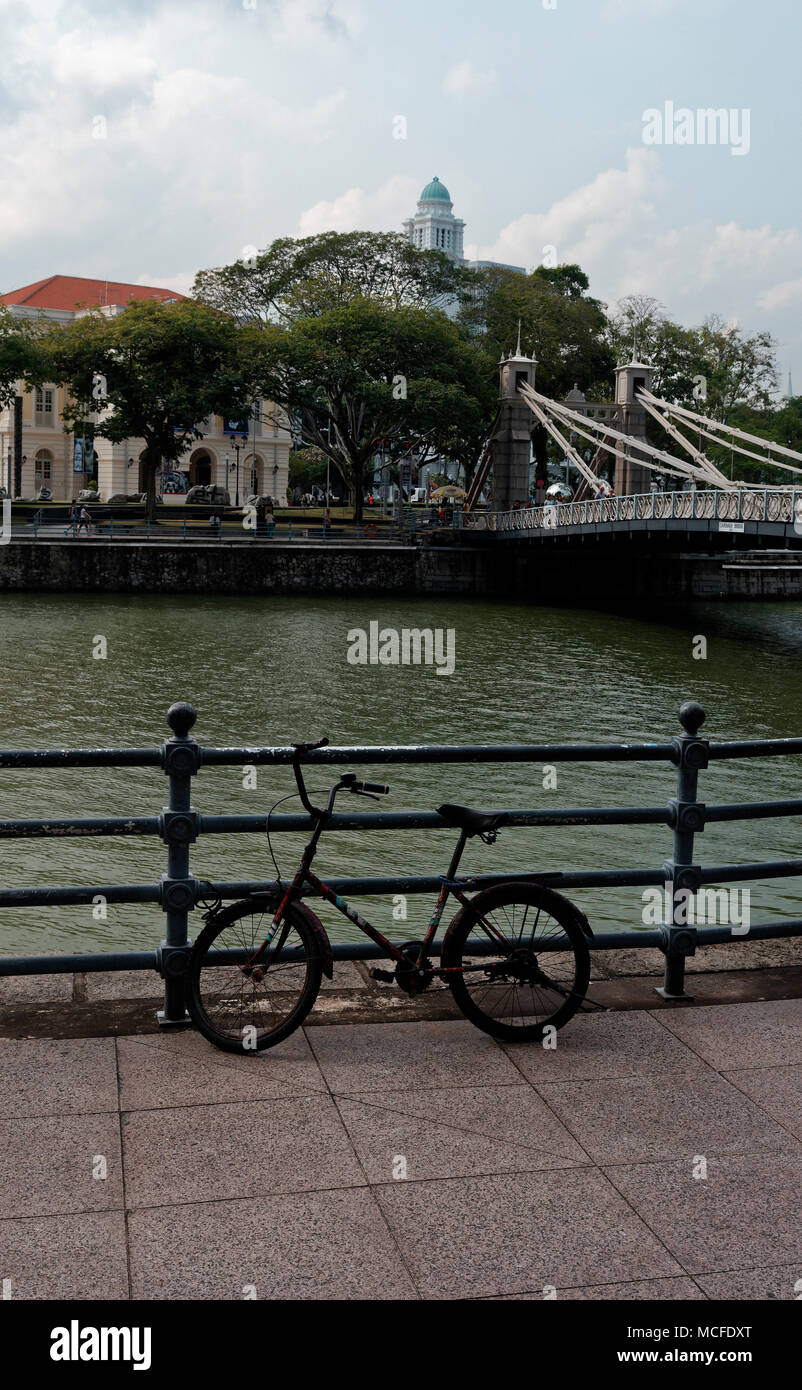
2, 538, 802, 599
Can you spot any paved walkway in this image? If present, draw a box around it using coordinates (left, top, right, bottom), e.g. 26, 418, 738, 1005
0, 997, 800, 1300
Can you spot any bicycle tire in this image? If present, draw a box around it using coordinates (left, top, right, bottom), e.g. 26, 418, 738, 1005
185, 896, 324, 1053
442, 881, 591, 1042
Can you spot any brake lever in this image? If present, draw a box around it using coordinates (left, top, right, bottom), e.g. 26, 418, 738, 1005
351, 788, 380, 802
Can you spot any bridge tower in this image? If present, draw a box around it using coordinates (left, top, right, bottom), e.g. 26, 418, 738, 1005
491, 328, 536, 511
614, 359, 654, 495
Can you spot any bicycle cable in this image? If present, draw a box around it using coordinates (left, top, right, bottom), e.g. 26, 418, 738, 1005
265, 788, 332, 883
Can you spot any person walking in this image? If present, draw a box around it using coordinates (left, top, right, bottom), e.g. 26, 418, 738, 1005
77, 504, 91, 536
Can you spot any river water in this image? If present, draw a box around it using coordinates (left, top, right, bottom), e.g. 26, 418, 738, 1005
1, 591, 802, 955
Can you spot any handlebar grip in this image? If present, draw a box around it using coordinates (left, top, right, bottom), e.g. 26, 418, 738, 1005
362, 781, 390, 795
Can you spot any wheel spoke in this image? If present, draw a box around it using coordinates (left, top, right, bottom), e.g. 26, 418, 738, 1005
188, 903, 320, 1050
447, 888, 589, 1038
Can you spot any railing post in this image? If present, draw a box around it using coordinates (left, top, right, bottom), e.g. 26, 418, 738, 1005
157, 701, 201, 1025
658, 700, 708, 1001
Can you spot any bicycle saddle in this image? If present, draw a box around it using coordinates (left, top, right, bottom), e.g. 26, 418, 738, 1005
436, 803, 510, 836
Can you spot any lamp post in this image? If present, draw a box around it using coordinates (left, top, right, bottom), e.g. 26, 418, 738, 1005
230, 432, 247, 507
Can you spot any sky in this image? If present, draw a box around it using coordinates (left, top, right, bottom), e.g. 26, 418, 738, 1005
1, 0, 800, 392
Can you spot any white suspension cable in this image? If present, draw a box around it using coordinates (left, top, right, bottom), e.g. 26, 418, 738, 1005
640, 390, 802, 480
637, 393, 730, 486
523, 392, 695, 481
524, 395, 602, 489
522, 385, 714, 483
641, 391, 802, 465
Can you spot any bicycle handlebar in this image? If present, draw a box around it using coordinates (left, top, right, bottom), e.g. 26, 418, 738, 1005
290, 743, 390, 820
291, 741, 327, 817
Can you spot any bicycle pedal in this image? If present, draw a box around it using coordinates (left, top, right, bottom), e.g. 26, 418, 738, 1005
369, 968, 395, 983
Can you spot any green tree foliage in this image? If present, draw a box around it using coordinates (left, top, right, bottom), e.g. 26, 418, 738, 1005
609, 298, 778, 419
240, 297, 492, 521
459, 263, 615, 401
40, 299, 246, 516
0, 307, 47, 408
194, 230, 471, 325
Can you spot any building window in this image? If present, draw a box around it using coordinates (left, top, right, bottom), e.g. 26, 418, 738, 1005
34, 450, 53, 480
34, 388, 54, 427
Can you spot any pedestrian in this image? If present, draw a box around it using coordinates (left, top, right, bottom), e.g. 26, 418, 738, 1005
77, 504, 91, 535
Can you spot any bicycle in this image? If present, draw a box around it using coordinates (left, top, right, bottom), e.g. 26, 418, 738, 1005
185, 738, 594, 1053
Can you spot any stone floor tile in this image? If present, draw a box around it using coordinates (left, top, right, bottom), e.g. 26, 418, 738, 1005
128, 1189, 416, 1299
122, 1093, 365, 1208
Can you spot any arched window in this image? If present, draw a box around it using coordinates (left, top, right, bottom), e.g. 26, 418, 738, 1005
34, 449, 53, 481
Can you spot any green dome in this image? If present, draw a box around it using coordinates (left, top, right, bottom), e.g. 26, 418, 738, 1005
419, 176, 451, 203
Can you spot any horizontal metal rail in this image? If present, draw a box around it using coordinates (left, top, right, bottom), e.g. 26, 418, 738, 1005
3, 916, 802, 981
3, 796, 802, 839
484, 487, 802, 536
1, 699, 802, 1012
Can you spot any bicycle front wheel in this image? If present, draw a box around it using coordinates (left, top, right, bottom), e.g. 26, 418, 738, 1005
443, 882, 591, 1041
185, 897, 323, 1053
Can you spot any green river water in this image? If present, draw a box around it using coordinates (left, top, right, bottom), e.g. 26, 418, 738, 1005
1, 591, 802, 955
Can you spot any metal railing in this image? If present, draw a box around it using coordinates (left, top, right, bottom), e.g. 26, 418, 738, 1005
483, 488, 802, 535
15, 517, 411, 545
1, 699, 802, 1020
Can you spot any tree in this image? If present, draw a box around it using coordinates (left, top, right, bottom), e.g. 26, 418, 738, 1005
0, 307, 47, 408
194, 230, 472, 325
609, 303, 778, 421
460, 264, 616, 403
240, 297, 495, 522
41, 299, 247, 517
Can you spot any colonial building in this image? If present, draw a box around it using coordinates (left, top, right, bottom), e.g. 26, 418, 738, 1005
403, 177, 526, 275
0, 276, 291, 504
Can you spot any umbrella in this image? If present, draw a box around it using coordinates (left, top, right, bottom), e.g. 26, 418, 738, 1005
429, 485, 466, 501
546, 483, 573, 500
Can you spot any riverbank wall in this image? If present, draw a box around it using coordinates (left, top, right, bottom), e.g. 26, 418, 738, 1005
2, 538, 802, 600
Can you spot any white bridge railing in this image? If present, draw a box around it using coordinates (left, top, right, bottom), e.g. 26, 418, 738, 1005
475, 489, 802, 535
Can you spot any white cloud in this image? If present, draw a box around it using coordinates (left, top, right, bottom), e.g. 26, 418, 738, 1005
298, 175, 418, 236
0, 0, 349, 269
757, 277, 802, 312
603, 0, 677, 17
466, 148, 663, 272
467, 148, 802, 372
442, 60, 496, 98
134, 270, 196, 297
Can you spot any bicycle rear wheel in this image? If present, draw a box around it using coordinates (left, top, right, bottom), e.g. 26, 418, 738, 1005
185, 897, 323, 1053
443, 882, 591, 1041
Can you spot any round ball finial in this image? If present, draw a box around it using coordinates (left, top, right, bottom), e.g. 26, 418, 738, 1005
678, 700, 706, 736
166, 701, 197, 738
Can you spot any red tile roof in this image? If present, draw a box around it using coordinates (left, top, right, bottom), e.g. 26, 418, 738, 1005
0, 275, 186, 311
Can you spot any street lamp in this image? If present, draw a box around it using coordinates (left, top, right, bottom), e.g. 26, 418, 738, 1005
230, 432, 248, 507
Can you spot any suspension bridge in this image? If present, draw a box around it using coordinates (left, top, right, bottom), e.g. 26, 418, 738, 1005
463, 328, 802, 556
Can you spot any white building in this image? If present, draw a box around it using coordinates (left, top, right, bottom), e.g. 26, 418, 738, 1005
403, 177, 526, 275
0, 275, 291, 504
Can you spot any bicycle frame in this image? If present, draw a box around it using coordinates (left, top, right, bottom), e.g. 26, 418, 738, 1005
251, 798, 508, 973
